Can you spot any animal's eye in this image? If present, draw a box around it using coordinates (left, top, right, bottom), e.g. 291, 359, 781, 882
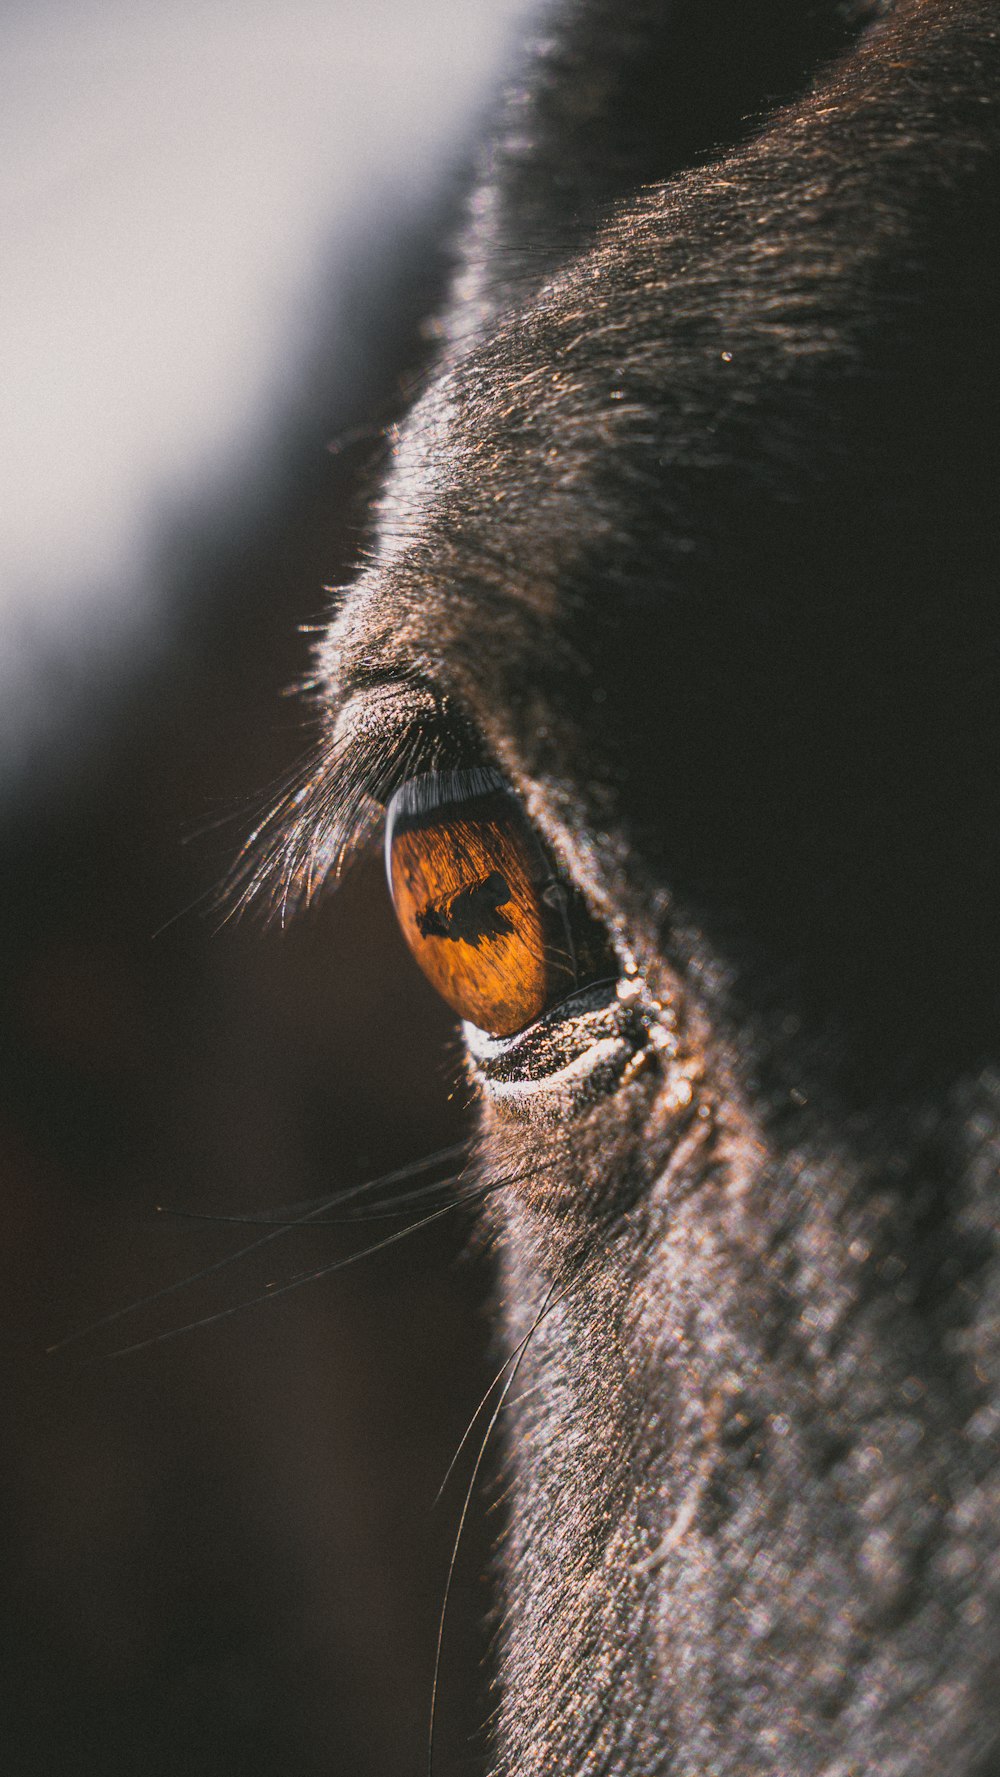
385, 768, 616, 1039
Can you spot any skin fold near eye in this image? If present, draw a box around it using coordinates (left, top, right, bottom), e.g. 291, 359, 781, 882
385, 767, 615, 1039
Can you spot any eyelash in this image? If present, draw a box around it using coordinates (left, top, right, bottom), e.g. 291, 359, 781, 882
223, 691, 653, 1094
228, 676, 621, 1020
225, 684, 465, 920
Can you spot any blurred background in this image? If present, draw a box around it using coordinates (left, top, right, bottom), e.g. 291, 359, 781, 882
1, 4, 526, 1771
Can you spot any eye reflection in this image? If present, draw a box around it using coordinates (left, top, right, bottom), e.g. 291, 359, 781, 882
385, 768, 616, 1039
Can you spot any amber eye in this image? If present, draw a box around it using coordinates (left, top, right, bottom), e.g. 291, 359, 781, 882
385, 768, 616, 1039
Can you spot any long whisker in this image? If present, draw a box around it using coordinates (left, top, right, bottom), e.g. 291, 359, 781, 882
88, 1193, 489, 1364
427, 1275, 569, 1777
432, 1274, 575, 1511
46, 1141, 471, 1356
155, 1166, 471, 1228
168, 1160, 466, 1225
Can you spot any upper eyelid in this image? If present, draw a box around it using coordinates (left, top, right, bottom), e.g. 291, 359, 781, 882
221, 679, 422, 917
298, 681, 453, 882
328, 679, 441, 795
227, 679, 497, 920
329, 679, 490, 807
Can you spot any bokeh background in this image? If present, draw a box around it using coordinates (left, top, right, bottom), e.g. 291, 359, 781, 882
1, 5, 526, 1771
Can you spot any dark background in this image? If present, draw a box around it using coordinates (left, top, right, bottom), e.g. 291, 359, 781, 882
0, 207, 496, 1775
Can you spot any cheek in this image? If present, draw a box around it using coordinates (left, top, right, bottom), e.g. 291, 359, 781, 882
468, 935, 736, 1226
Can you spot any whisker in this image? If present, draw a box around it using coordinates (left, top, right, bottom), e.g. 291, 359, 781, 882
155, 1169, 469, 1228
432, 1272, 576, 1510
427, 1276, 567, 1777
46, 1141, 471, 1356
90, 1194, 489, 1364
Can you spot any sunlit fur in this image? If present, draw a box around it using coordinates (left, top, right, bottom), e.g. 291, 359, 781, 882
299, 1, 1000, 1772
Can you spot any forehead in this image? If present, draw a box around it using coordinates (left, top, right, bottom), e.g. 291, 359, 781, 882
320, 71, 924, 751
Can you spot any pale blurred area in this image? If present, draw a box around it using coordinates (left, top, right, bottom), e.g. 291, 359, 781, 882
0, 7, 525, 1775
0, 0, 522, 789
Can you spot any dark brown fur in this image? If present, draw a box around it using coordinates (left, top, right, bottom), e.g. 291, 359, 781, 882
284, 2, 1000, 1770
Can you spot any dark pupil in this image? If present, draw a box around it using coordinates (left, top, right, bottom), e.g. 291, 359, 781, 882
415, 872, 514, 946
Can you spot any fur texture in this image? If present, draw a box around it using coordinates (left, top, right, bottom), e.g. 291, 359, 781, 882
304, 2, 1000, 1771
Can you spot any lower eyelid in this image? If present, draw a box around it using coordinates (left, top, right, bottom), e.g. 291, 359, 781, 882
463, 978, 636, 1100
469, 1031, 635, 1101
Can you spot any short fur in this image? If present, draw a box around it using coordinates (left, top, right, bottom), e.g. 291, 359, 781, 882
299, 3, 1000, 1771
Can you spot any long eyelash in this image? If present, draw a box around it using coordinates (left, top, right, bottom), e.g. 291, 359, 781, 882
220, 738, 383, 925
221, 683, 467, 923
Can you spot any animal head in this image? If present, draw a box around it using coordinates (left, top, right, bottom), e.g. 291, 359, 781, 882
264, 2, 1000, 1770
